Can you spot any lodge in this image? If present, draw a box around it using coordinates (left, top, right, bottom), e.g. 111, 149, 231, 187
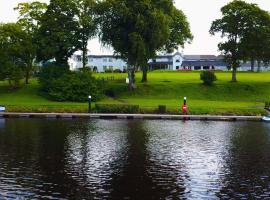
69, 52, 270, 72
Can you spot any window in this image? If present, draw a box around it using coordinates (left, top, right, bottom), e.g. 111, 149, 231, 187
176, 66, 179, 70
103, 58, 107, 62
194, 66, 201, 70
109, 58, 113, 62
103, 66, 107, 71
89, 58, 94, 62
77, 56, 82, 62
176, 59, 180, 63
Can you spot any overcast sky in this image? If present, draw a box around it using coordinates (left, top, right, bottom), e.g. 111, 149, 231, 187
1, 0, 270, 55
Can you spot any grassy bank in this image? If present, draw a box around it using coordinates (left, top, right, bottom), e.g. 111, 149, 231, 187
0, 71, 269, 115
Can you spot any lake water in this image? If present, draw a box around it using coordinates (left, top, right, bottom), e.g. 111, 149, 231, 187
0, 118, 270, 199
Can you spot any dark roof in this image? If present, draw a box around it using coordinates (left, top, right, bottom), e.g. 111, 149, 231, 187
149, 61, 173, 65
88, 55, 115, 58
182, 60, 228, 67
183, 55, 225, 60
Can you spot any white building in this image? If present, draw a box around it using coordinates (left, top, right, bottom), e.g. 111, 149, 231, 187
69, 52, 270, 72
69, 54, 127, 72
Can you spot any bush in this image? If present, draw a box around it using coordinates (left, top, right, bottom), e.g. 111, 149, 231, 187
38, 63, 69, 93
95, 104, 139, 113
105, 69, 113, 73
200, 71, 217, 85
113, 69, 122, 73
104, 88, 115, 97
158, 105, 166, 114
39, 64, 102, 102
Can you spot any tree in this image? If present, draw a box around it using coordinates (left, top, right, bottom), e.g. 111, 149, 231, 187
141, 6, 192, 82
14, 1, 47, 84
0, 23, 26, 88
97, 0, 192, 89
36, 0, 82, 67
76, 0, 97, 69
210, 0, 269, 82
239, 4, 270, 72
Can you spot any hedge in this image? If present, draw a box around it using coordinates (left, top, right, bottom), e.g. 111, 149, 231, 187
95, 104, 139, 113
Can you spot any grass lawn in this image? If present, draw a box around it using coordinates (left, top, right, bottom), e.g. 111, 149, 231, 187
0, 71, 269, 115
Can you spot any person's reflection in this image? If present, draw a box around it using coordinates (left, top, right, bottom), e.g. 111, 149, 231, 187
217, 122, 270, 199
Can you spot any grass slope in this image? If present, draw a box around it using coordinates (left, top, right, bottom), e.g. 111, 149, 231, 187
0, 71, 269, 115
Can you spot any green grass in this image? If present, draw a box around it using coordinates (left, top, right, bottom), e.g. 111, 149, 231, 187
0, 71, 269, 115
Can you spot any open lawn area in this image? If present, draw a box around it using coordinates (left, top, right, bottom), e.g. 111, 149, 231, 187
0, 71, 269, 115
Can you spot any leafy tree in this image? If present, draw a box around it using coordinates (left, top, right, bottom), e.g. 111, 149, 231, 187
14, 1, 47, 84
239, 3, 270, 72
97, 0, 192, 89
14, 2, 47, 33
210, 0, 270, 82
0, 23, 25, 88
36, 0, 82, 67
76, 0, 97, 69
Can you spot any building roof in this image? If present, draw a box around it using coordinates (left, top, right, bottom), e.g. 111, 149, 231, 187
184, 55, 223, 60
182, 60, 228, 67
149, 61, 173, 65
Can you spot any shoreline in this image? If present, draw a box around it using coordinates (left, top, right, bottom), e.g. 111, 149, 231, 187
0, 112, 264, 122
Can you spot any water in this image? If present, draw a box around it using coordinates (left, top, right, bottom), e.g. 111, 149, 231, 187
0, 118, 269, 199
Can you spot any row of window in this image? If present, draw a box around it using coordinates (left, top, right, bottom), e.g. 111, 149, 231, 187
89, 58, 114, 62
76, 56, 114, 62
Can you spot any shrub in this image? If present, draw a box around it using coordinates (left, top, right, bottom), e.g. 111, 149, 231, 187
104, 88, 115, 97
39, 64, 102, 102
113, 69, 122, 73
105, 69, 113, 73
95, 104, 139, 113
200, 71, 217, 85
158, 105, 166, 114
38, 63, 69, 93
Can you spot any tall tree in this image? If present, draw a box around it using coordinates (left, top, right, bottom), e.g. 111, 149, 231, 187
0, 23, 26, 88
14, 1, 47, 84
76, 0, 97, 69
239, 4, 270, 72
209, 0, 269, 82
97, 0, 192, 89
36, 0, 82, 67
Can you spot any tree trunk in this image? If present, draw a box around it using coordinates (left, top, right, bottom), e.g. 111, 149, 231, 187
141, 66, 147, 82
128, 65, 136, 91
82, 34, 88, 69
25, 70, 30, 84
257, 60, 261, 72
251, 58, 255, 72
232, 66, 237, 82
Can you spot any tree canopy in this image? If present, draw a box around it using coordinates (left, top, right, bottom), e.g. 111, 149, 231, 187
97, 0, 192, 88
36, 0, 82, 66
0, 23, 29, 88
76, 0, 97, 69
14, 1, 47, 84
210, 0, 270, 81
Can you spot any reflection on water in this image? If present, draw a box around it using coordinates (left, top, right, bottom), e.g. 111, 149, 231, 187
0, 118, 5, 129
0, 119, 269, 199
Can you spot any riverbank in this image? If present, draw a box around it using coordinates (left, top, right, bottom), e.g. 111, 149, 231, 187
0, 112, 263, 121
0, 71, 269, 115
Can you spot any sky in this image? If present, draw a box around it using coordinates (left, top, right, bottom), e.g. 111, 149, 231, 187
0, 0, 270, 55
